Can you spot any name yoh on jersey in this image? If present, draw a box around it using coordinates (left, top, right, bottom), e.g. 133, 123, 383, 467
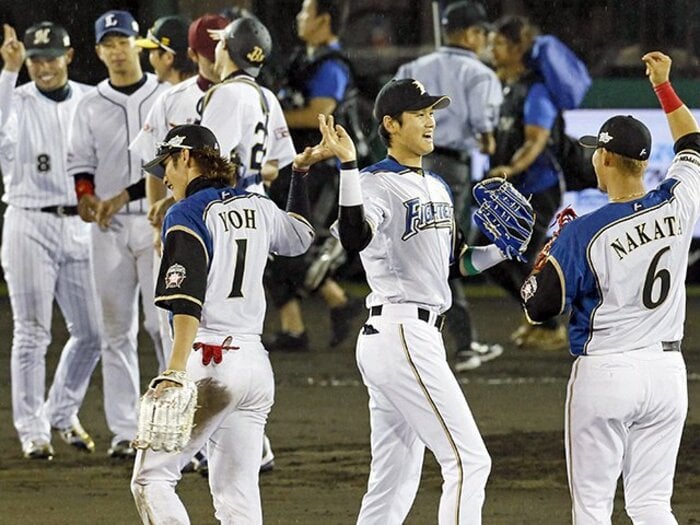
610, 215, 680, 261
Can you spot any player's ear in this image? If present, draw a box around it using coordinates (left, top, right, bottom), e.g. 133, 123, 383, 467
382, 115, 398, 135
65, 48, 74, 66
187, 48, 198, 64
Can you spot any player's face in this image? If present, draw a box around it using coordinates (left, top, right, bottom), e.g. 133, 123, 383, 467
466, 26, 488, 54
391, 107, 437, 157
26, 52, 72, 92
213, 39, 227, 80
148, 49, 173, 82
162, 154, 189, 201
296, 0, 323, 42
96, 35, 141, 75
489, 32, 522, 68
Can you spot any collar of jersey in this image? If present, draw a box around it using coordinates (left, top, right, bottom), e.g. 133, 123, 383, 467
222, 71, 255, 83
185, 177, 231, 198
439, 45, 479, 59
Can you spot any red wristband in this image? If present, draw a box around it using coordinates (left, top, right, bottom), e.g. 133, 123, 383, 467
654, 81, 684, 113
75, 179, 95, 201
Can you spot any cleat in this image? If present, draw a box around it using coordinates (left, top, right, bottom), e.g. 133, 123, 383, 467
265, 331, 309, 352
182, 451, 207, 474
510, 322, 533, 346
55, 417, 95, 453
23, 440, 54, 460
520, 325, 568, 351
108, 439, 136, 459
454, 342, 504, 372
260, 434, 275, 473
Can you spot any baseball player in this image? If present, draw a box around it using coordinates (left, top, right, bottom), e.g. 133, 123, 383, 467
394, 0, 504, 371
66, 10, 169, 458
201, 16, 295, 195
130, 124, 315, 523
135, 15, 194, 85
0, 22, 102, 460
318, 79, 527, 524
522, 52, 697, 524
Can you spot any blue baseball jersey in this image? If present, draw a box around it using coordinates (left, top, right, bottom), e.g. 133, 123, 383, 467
545, 149, 700, 355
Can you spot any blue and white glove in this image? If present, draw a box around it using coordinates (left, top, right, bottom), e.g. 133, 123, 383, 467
473, 178, 535, 263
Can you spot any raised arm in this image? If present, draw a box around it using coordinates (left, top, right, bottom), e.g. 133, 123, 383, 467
643, 51, 700, 142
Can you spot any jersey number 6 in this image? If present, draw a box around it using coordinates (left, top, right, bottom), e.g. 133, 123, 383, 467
642, 246, 671, 309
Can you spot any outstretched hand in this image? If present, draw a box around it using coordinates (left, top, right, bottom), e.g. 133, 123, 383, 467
318, 114, 356, 164
1, 24, 25, 72
292, 142, 334, 170
642, 51, 672, 87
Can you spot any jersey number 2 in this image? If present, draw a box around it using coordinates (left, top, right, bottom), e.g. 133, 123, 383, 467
228, 239, 248, 298
642, 246, 671, 309
250, 121, 268, 171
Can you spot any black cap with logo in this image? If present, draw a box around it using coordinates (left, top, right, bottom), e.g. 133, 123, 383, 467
579, 115, 652, 161
143, 125, 221, 179
136, 16, 189, 54
23, 22, 71, 58
441, 1, 489, 33
373, 78, 451, 121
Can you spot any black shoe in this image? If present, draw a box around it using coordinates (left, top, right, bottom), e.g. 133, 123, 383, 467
108, 440, 136, 459
266, 331, 309, 352
329, 298, 364, 347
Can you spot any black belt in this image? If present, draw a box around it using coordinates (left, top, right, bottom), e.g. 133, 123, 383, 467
662, 341, 681, 352
369, 305, 446, 332
432, 146, 469, 162
30, 205, 79, 217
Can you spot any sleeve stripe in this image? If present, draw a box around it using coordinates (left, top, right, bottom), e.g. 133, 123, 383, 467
286, 212, 315, 231
165, 225, 210, 267
155, 293, 203, 307
548, 255, 567, 315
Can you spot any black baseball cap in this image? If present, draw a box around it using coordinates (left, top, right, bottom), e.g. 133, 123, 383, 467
143, 125, 221, 179
579, 115, 652, 161
136, 16, 190, 54
23, 22, 71, 58
441, 1, 490, 32
373, 78, 450, 121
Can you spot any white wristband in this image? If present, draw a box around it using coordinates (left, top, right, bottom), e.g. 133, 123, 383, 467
339, 168, 363, 207
470, 244, 507, 272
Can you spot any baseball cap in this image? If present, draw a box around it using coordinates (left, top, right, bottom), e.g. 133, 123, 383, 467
579, 115, 652, 161
136, 16, 189, 54
188, 14, 229, 62
23, 22, 71, 59
441, 1, 490, 32
143, 124, 221, 179
373, 79, 451, 121
95, 10, 139, 44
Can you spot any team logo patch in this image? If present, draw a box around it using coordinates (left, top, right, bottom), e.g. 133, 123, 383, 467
413, 80, 426, 94
33, 28, 51, 45
274, 126, 290, 139
164, 134, 187, 148
165, 263, 187, 289
598, 131, 613, 143
520, 275, 538, 302
246, 46, 265, 64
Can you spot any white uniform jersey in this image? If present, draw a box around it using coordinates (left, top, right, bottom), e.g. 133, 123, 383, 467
201, 74, 295, 195
67, 73, 168, 213
395, 47, 502, 152
129, 76, 204, 162
345, 158, 456, 313
155, 183, 314, 341
0, 71, 90, 207
549, 149, 700, 355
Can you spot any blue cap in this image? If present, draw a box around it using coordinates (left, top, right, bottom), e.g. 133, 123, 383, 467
95, 10, 139, 43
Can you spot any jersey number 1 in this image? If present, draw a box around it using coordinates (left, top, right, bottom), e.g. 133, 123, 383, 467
228, 239, 248, 298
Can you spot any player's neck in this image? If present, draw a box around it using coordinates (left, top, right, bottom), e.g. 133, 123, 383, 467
388, 146, 422, 170
607, 178, 646, 203
109, 65, 144, 87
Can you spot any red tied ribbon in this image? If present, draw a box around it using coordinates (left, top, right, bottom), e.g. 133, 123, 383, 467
533, 206, 578, 273
193, 336, 240, 365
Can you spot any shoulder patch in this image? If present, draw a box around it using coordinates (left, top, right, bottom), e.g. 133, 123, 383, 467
165, 263, 187, 289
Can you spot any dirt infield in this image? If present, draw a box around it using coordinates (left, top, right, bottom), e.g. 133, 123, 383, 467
0, 288, 698, 524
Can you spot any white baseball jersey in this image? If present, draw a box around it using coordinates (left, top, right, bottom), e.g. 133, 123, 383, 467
395, 48, 502, 152
67, 73, 168, 212
201, 74, 295, 195
0, 70, 91, 207
347, 158, 456, 313
547, 149, 700, 355
130, 76, 204, 162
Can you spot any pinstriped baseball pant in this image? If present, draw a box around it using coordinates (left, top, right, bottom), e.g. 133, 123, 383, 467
355, 305, 491, 525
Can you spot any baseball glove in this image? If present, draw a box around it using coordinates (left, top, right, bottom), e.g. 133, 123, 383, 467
133, 370, 198, 453
472, 177, 535, 262
532, 205, 578, 272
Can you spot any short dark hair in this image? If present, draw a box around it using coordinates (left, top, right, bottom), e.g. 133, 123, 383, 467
316, 0, 346, 36
156, 48, 196, 77
173, 149, 237, 187
378, 113, 403, 148
492, 15, 538, 47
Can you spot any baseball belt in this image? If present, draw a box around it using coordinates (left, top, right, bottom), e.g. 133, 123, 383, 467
662, 340, 681, 352
369, 305, 446, 332
25, 205, 79, 217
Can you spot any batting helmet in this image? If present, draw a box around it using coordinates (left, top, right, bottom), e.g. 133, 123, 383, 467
221, 16, 271, 78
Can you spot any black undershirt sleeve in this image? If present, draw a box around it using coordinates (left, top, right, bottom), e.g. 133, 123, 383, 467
522, 261, 564, 323
338, 206, 372, 252
125, 178, 146, 201
155, 229, 208, 320
448, 227, 467, 280
286, 169, 311, 220
73, 172, 95, 184
673, 132, 700, 154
